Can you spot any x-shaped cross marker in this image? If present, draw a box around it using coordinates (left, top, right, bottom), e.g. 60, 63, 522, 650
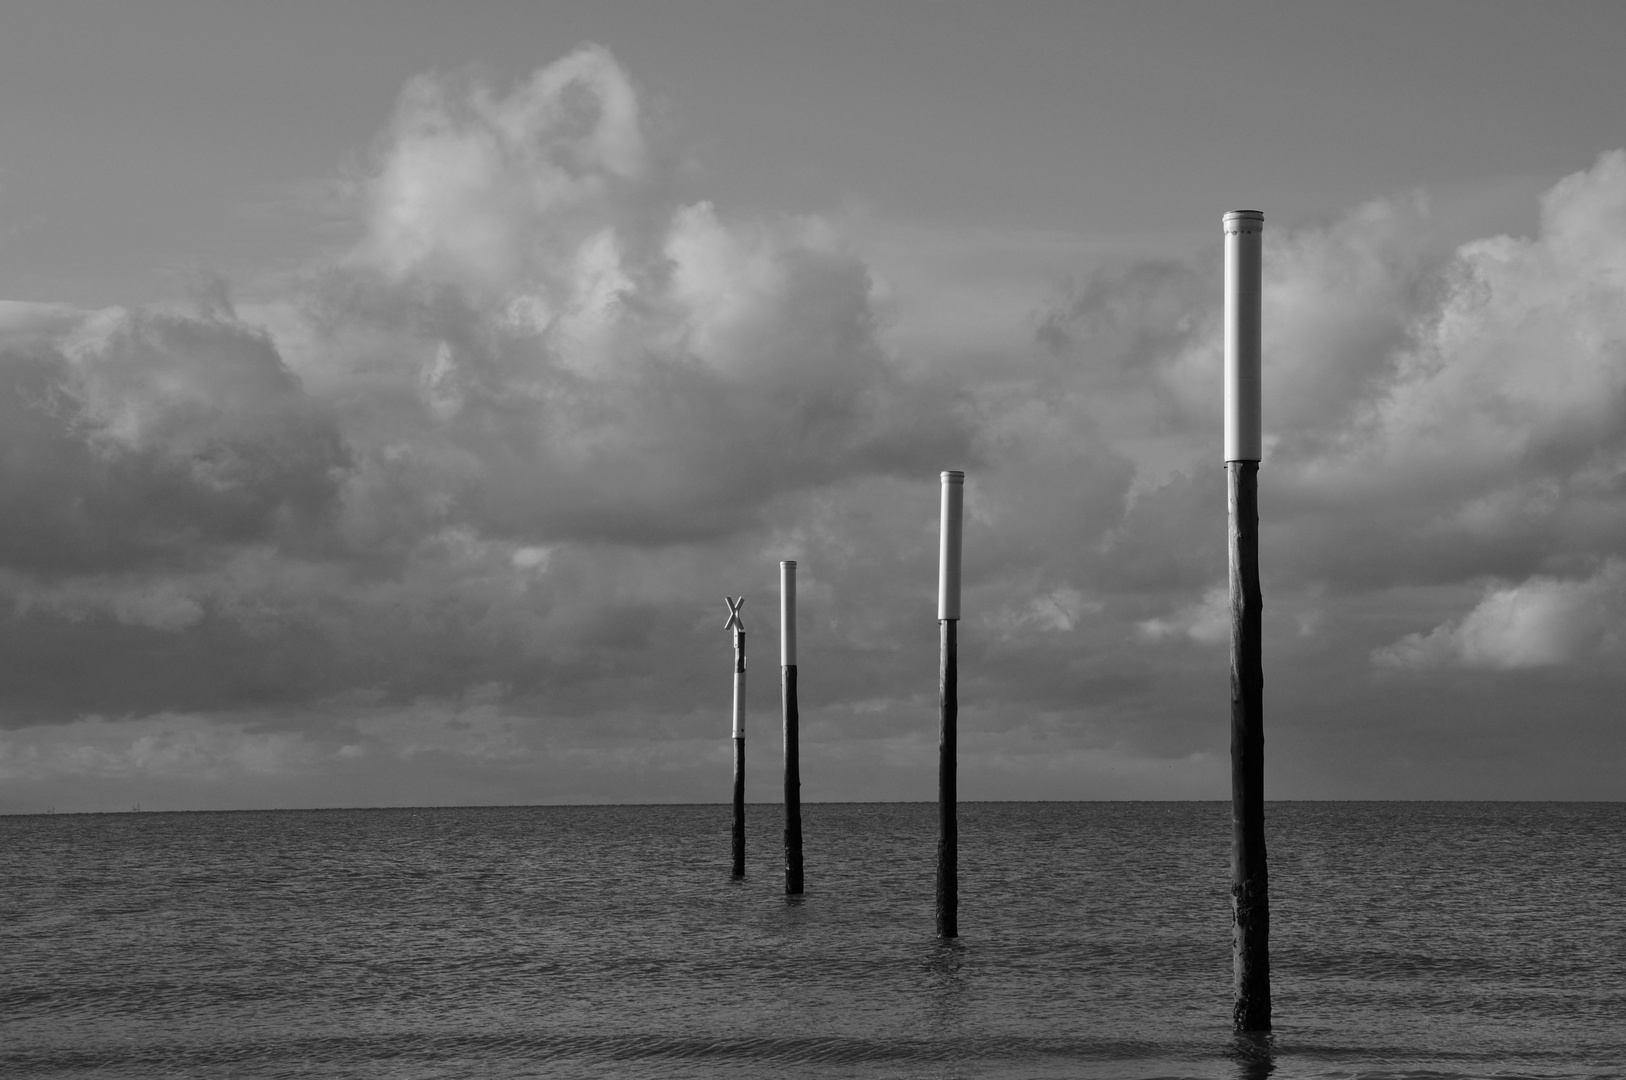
723, 596, 745, 633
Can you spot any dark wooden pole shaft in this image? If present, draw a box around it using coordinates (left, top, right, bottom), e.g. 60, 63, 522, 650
1229, 461, 1270, 1031
783, 664, 803, 894
936, 618, 958, 938
732, 629, 746, 879
732, 737, 745, 877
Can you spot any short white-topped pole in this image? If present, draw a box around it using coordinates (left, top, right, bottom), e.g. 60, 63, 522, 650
1224, 210, 1270, 1031
780, 561, 803, 894
936, 470, 964, 938
725, 596, 747, 878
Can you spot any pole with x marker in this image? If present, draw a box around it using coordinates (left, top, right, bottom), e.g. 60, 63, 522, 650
725, 596, 747, 877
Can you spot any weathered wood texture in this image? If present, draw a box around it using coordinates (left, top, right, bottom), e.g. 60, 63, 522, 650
936, 618, 958, 938
1229, 461, 1270, 1031
783, 664, 803, 894
731, 736, 745, 878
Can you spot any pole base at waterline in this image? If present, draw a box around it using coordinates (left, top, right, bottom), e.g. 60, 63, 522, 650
1232, 873, 1271, 1031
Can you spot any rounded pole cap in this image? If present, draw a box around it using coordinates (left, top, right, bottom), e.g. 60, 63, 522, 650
1224, 210, 1264, 235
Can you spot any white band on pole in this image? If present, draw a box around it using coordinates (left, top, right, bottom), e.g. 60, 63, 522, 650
938, 471, 964, 621
733, 660, 745, 739
1224, 210, 1263, 463
780, 561, 797, 667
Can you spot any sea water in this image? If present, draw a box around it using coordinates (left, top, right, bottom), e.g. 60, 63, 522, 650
2, 802, 1622, 1079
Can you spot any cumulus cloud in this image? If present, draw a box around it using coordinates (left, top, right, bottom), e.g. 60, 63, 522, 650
0, 304, 347, 576
8, 45, 1626, 803
271, 45, 974, 554
0, 45, 976, 735
360, 44, 646, 288
1374, 561, 1626, 669
1036, 151, 1626, 597
1265, 153, 1626, 587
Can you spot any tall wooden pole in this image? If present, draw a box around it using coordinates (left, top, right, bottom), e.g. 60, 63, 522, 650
781, 561, 804, 894
1225, 209, 1270, 1031
726, 596, 747, 878
936, 470, 964, 938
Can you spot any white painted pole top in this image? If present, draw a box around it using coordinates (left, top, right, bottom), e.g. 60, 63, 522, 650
1224, 210, 1263, 463
780, 561, 797, 666
938, 471, 964, 620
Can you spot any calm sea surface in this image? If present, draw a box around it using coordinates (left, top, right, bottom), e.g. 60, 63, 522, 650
2, 802, 1621, 1079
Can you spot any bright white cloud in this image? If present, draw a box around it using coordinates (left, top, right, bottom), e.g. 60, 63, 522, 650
1281, 152, 1626, 523
1374, 561, 1626, 670
277, 45, 973, 554
361, 44, 645, 287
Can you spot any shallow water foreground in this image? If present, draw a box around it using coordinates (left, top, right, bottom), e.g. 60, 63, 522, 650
3, 801, 1622, 1079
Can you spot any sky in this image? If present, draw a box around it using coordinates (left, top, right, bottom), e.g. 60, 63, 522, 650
3, 1, 1626, 811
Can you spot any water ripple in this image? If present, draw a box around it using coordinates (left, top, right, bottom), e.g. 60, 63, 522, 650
2, 802, 1622, 1079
